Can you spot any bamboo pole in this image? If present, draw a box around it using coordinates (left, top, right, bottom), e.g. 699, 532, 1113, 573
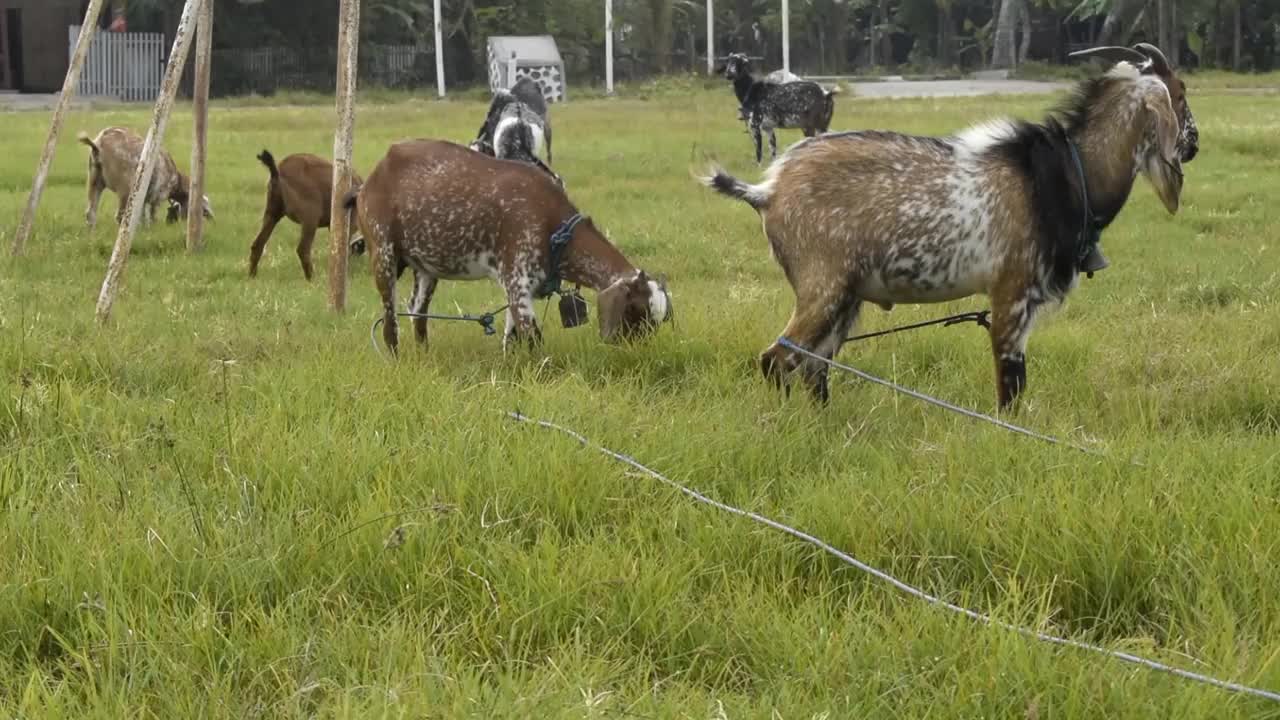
10, 0, 108, 256
327, 0, 361, 313
94, 0, 202, 324
186, 0, 214, 253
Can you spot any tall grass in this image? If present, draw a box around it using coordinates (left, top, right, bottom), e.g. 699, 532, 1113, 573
1, 85, 1278, 718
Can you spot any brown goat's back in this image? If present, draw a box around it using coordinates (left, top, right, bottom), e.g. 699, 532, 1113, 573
355, 139, 572, 281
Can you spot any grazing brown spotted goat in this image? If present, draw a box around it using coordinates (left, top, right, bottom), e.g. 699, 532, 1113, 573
701, 43, 1199, 408
348, 139, 673, 354
78, 127, 213, 229
248, 150, 363, 281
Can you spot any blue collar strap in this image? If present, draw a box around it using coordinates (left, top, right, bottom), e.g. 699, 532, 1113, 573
1067, 140, 1107, 278
537, 213, 586, 298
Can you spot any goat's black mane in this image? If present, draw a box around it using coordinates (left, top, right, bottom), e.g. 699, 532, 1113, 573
989, 74, 1138, 296
989, 118, 1090, 297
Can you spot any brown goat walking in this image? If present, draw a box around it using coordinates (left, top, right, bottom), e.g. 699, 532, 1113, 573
78, 127, 213, 229
702, 43, 1198, 408
348, 139, 672, 354
248, 150, 363, 281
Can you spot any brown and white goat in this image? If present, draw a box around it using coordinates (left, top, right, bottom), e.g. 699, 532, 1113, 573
348, 139, 672, 354
78, 127, 213, 229
248, 150, 363, 281
701, 43, 1199, 408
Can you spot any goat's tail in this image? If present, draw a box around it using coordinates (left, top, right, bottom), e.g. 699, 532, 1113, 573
696, 163, 772, 211
257, 150, 279, 180
77, 131, 100, 156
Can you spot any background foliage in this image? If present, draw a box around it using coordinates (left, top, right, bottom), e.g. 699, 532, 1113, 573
109, 0, 1280, 94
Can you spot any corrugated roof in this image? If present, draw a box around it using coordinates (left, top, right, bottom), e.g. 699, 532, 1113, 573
487, 36, 563, 65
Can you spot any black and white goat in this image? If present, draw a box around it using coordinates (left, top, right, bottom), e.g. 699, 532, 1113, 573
469, 78, 560, 184
701, 43, 1198, 408
718, 52, 840, 163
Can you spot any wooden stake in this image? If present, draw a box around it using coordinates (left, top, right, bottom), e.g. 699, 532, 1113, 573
94, 0, 202, 324
10, 0, 107, 256
186, 0, 214, 253
327, 0, 361, 314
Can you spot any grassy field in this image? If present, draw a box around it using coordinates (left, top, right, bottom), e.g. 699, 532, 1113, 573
1, 82, 1279, 718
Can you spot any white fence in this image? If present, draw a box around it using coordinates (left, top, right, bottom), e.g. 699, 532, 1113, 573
69, 26, 165, 102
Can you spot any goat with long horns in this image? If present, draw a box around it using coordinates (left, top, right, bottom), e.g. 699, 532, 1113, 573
701, 42, 1198, 409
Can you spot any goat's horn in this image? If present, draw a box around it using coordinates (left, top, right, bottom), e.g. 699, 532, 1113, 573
1067, 46, 1148, 65
1132, 42, 1173, 74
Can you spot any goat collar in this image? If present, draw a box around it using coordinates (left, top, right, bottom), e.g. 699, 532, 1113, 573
1067, 140, 1109, 279
536, 213, 587, 298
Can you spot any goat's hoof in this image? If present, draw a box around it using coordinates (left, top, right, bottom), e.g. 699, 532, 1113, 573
1080, 245, 1109, 275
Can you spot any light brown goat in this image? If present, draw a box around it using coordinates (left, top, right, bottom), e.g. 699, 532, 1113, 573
78, 127, 213, 229
702, 43, 1198, 408
248, 151, 363, 281
348, 139, 672, 354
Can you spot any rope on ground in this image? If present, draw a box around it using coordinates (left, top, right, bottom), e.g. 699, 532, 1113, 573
506, 410, 1280, 705
777, 337, 1102, 456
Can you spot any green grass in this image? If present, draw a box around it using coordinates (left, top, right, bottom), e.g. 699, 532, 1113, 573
2, 84, 1279, 718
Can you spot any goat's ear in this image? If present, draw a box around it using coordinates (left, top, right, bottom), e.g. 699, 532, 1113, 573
1144, 87, 1181, 162
1142, 86, 1184, 213
597, 278, 630, 342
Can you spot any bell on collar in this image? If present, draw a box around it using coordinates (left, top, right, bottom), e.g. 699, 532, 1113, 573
559, 289, 589, 329
1080, 244, 1110, 279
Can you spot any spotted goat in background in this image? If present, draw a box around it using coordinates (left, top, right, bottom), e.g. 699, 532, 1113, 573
702, 43, 1199, 408
348, 139, 672, 354
718, 52, 840, 163
78, 127, 214, 230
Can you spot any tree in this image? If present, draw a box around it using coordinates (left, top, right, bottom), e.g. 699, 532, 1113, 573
992, 0, 1020, 66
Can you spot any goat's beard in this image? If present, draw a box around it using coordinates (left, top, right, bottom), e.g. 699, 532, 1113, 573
1143, 152, 1184, 214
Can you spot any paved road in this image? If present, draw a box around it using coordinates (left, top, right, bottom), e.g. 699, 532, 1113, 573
0, 93, 89, 111
846, 79, 1071, 99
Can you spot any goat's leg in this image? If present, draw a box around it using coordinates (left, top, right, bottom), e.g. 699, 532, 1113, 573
545, 125, 553, 165
375, 256, 400, 356
84, 170, 105, 230
248, 213, 283, 278
760, 283, 859, 404
407, 269, 439, 346
988, 289, 1040, 410
768, 129, 779, 160
296, 222, 319, 282
248, 186, 285, 277
499, 271, 542, 353
115, 193, 130, 225
752, 123, 764, 164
